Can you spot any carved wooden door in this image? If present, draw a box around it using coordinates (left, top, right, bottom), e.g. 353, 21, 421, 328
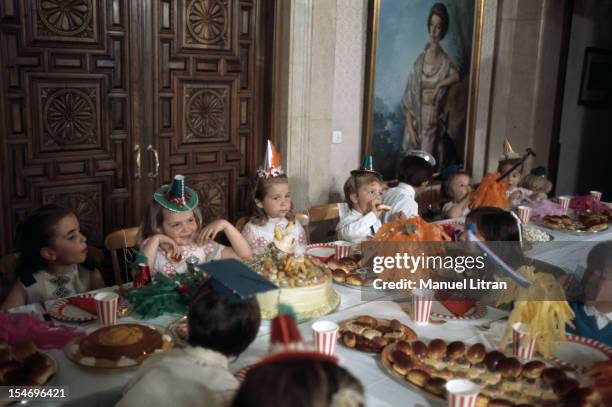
0, 0, 140, 253
147, 0, 268, 225
0, 0, 272, 255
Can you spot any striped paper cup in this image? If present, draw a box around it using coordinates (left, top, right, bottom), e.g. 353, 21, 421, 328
334, 241, 352, 259
517, 205, 532, 225
590, 190, 602, 202
411, 289, 434, 324
554, 196, 571, 214
445, 379, 480, 407
512, 323, 536, 361
95, 292, 119, 327
312, 321, 339, 356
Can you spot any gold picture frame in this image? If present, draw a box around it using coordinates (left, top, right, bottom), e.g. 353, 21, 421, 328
362, 0, 485, 178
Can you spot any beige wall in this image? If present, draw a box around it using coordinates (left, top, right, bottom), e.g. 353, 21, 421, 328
279, 0, 566, 210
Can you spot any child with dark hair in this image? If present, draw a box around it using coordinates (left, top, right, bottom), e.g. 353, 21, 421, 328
336, 157, 385, 243
568, 241, 612, 346
1, 204, 105, 310
381, 154, 434, 222
118, 260, 269, 407
441, 171, 472, 218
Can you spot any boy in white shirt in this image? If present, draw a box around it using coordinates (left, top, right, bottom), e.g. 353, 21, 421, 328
336, 157, 385, 243
382, 154, 434, 223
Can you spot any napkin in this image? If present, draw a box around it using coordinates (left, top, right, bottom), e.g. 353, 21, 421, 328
66, 296, 98, 315
440, 300, 477, 316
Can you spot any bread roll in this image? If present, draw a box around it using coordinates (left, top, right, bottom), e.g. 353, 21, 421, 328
412, 341, 428, 360
376, 204, 392, 212
552, 378, 579, 397
355, 315, 377, 327
475, 394, 490, 407
427, 339, 447, 360
446, 341, 466, 361
466, 343, 486, 364
406, 369, 430, 387
424, 377, 446, 396
332, 270, 347, 283
377, 319, 391, 328
521, 360, 546, 379
391, 351, 413, 375
342, 332, 356, 348
346, 275, 364, 286
362, 329, 381, 341
371, 336, 388, 349
497, 357, 521, 378
484, 350, 506, 371
395, 341, 413, 356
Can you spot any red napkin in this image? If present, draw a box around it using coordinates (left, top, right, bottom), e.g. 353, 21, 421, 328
440, 300, 477, 316
67, 296, 98, 315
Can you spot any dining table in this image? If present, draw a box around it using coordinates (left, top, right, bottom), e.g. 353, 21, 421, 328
5, 223, 612, 407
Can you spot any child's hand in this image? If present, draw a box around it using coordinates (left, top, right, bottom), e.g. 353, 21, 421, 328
157, 235, 180, 261
510, 190, 522, 201
196, 219, 230, 244
394, 211, 409, 221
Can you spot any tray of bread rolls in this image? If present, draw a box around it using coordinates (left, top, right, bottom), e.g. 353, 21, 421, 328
338, 315, 417, 354
0, 340, 57, 387
328, 255, 378, 289
380, 338, 604, 406
537, 214, 609, 235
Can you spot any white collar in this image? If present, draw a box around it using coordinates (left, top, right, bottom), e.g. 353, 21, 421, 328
183, 346, 230, 369
584, 305, 612, 330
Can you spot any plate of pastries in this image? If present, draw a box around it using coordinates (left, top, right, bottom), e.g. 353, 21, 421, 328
0, 340, 56, 386
338, 315, 417, 353
328, 254, 376, 288
65, 323, 173, 368
539, 214, 609, 234
381, 338, 605, 406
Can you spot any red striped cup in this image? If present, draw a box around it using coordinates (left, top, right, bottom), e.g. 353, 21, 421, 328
590, 191, 602, 202
554, 196, 571, 214
95, 292, 119, 327
517, 206, 532, 225
312, 321, 339, 356
411, 289, 434, 324
512, 323, 536, 361
334, 241, 352, 259
445, 379, 479, 407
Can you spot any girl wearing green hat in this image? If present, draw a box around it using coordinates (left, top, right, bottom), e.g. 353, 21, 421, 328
140, 175, 252, 277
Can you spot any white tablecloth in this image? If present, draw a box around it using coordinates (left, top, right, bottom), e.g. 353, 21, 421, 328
7, 224, 611, 406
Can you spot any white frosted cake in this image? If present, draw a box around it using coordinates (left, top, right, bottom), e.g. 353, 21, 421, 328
248, 223, 340, 320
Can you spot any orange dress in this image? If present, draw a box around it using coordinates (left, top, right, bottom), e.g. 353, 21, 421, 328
470, 172, 509, 210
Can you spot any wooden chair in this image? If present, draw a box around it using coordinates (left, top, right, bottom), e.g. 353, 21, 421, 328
415, 183, 442, 219
235, 216, 248, 232
302, 203, 341, 242
104, 227, 140, 285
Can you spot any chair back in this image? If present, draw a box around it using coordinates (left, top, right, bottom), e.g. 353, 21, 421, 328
104, 227, 140, 285
415, 183, 442, 218
235, 216, 248, 232
302, 204, 341, 242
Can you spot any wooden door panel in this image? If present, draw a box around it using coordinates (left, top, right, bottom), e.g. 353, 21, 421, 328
0, 0, 135, 252
152, 0, 262, 224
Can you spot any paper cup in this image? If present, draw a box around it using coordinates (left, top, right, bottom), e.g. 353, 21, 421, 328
334, 241, 352, 259
554, 196, 571, 214
95, 292, 119, 326
445, 379, 480, 407
312, 321, 339, 356
517, 206, 532, 225
411, 289, 434, 324
512, 322, 536, 361
590, 190, 602, 202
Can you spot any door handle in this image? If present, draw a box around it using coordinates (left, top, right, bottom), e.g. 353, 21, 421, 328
133, 144, 141, 179
147, 144, 159, 178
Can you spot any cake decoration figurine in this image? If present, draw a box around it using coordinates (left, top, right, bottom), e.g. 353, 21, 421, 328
273, 221, 296, 254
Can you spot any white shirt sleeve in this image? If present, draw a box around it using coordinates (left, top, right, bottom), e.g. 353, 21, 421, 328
336, 211, 380, 243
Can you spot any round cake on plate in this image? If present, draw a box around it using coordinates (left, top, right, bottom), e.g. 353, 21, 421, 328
80, 324, 163, 361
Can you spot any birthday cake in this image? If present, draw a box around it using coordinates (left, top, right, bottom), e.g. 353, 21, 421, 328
248, 223, 340, 320
79, 324, 163, 361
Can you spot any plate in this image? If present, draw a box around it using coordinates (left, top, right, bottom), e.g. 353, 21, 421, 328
550, 334, 612, 371
534, 220, 609, 235
64, 323, 173, 369
429, 301, 487, 321
168, 316, 189, 347
337, 317, 416, 354
49, 293, 130, 323
305, 243, 335, 262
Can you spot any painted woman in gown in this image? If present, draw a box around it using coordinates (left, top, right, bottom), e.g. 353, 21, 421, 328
401, 3, 460, 164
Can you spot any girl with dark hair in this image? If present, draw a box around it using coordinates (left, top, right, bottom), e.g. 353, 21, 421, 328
1, 204, 105, 310
241, 141, 307, 253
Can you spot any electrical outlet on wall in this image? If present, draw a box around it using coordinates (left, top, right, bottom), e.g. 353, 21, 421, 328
332, 130, 342, 144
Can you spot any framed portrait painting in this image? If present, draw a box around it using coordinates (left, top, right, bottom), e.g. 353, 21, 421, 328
362, 0, 484, 179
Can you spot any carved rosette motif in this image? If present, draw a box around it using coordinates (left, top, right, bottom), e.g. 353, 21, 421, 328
42, 87, 97, 146
42, 190, 102, 243
186, 89, 226, 139
186, 0, 228, 47
37, 0, 94, 38
191, 176, 228, 223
